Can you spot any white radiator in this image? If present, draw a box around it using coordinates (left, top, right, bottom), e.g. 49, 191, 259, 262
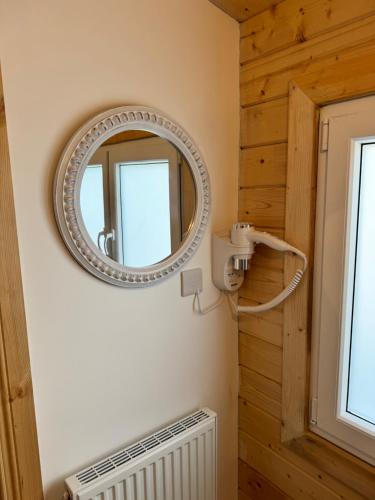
65, 408, 217, 500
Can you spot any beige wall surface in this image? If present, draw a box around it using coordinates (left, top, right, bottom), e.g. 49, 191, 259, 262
0, 1, 239, 498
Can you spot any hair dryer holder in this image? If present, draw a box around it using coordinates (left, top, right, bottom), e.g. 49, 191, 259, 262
212, 223, 307, 313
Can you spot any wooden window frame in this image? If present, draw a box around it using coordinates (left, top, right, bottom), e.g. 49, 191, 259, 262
282, 55, 375, 496
0, 68, 43, 499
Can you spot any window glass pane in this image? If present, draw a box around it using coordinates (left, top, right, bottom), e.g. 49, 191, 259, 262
80, 165, 105, 245
119, 161, 171, 267
347, 143, 375, 425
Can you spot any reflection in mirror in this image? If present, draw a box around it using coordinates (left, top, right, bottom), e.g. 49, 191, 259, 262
80, 131, 196, 268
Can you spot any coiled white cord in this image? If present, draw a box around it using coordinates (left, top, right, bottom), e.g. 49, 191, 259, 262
193, 291, 225, 315
236, 250, 307, 314
193, 250, 306, 316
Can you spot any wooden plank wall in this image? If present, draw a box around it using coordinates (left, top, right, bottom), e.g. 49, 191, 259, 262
208, 0, 284, 21
0, 71, 43, 499
238, 1, 375, 498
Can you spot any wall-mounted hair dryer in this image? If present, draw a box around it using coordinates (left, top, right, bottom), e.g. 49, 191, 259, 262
212, 222, 307, 313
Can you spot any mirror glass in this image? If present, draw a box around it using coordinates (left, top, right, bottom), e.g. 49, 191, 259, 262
79, 130, 196, 268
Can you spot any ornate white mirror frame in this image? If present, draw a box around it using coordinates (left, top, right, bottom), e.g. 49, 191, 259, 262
54, 106, 211, 287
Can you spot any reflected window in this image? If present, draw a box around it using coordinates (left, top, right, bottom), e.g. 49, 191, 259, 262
79, 132, 196, 268
118, 160, 172, 267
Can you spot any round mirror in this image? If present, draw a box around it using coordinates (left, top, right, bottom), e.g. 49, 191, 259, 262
80, 130, 196, 268
54, 106, 210, 287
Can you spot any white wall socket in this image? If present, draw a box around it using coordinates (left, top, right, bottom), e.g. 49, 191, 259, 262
180, 268, 203, 297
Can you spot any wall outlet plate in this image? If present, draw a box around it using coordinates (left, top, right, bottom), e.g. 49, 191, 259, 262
181, 268, 203, 297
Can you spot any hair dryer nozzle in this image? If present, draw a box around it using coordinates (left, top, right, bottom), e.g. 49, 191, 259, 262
231, 222, 254, 246
233, 256, 251, 271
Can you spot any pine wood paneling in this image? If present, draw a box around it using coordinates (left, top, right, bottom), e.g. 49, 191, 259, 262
240, 265, 284, 304
296, 47, 375, 104
240, 431, 367, 500
240, 309, 283, 347
250, 252, 284, 274
239, 143, 287, 187
241, 39, 375, 106
240, 0, 375, 63
238, 1, 375, 498
282, 83, 318, 441
287, 435, 375, 499
243, 264, 284, 287
239, 459, 290, 500
0, 71, 43, 499
208, 0, 285, 22
239, 392, 368, 499
239, 333, 282, 382
241, 66, 300, 106
238, 489, 253, 500
239, 398, 281, 449
239, 362, 282, 402
239, 397, 366, 500
239, 431, 342, 500
240, 301, 283, 326
0, 319, 20, 499
241, 15, 375, 82
239, 366, 282, 418
242, 426, 366, 500
238, 187, 286, 229
241, 98, 288, 147
251, 248, 284, 271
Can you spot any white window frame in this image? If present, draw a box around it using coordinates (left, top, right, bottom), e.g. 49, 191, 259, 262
107, 137, 180, 264
311, 95, 375, 465
90, 136, 181, 264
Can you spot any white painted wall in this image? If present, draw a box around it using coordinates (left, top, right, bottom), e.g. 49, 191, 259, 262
0, 1, 239, 498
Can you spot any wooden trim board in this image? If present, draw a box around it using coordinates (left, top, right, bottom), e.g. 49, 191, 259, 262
208, 0, 284, 22
282, 82, 318, 441
0, 68, 43, 499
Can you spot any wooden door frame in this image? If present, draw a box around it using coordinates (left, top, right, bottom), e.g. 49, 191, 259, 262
281, 50, 375, 495
0, 68, 43, 499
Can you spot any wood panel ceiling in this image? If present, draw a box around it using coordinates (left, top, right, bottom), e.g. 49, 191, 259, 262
209, 0, 284, 22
